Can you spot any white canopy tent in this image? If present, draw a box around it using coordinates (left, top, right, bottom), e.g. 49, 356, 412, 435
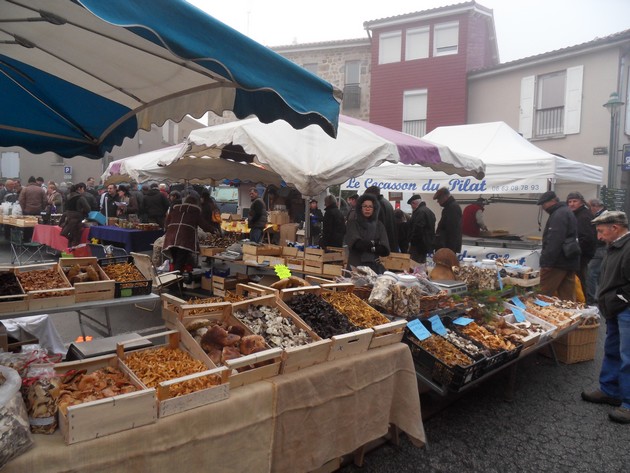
342, 122, 603, 195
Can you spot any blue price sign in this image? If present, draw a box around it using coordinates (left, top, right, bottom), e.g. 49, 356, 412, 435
511, 307, 526, 323
407, 319, 431, 341
453, 317, 474, 326
511, 296, 526, 309
534, 299, 550, 307
428, 315, 448, 336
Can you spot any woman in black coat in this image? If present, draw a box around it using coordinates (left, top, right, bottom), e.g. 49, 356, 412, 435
60, 184, 90, 247
345, 193, 390, 273
320, 195, 346, 249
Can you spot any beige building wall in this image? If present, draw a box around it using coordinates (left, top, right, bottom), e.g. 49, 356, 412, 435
274, 40, 372, 120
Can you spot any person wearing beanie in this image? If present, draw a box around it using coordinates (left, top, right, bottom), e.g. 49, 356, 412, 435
433, 187, 462, 253
536, 190, 579, 300
567, 192, 596, 299
345, 193, 390, 274
581, 210, 630, 424
407, 194, 435, 263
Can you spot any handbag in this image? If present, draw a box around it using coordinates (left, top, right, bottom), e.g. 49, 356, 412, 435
562, 236, 581, 259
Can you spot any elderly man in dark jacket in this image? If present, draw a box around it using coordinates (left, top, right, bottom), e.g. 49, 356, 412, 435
433, 187, 462, 253
321, 195, 345, 249
407, 194, 436, 263
537, 191, 580, 301
567, 191, 597, 298
581, 211, 630, 424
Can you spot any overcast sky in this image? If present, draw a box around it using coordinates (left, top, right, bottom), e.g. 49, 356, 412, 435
188, 0, 630, 63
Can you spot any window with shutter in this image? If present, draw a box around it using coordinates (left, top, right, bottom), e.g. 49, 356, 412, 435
406, 27, 429, 61
379, 31, 402, 64
433, 22, 459, 57
403, 90, 428, 137
343, 61, 361, 109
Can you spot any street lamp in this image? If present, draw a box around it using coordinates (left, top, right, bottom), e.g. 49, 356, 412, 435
603, 91, 625, 188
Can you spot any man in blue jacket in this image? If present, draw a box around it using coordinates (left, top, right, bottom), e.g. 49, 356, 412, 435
537, 190, 580, 301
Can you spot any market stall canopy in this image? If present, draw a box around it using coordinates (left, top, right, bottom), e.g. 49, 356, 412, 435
0, 0, 341, 159
156, 115, 485, 196
342, 122, 603, 195
101, 143, 285, 187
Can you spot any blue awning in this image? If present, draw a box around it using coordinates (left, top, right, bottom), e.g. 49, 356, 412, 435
0, 0, 341, 159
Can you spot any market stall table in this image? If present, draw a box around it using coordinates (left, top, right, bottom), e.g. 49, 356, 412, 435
4, 343, 424, 473
32, 224, 90, 255
88, 226, 163, 253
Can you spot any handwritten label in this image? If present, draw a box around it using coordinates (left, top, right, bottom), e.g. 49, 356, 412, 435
511, 296, 526, 309
535, 299, 550, 306
429, 315, 448, 336
407, 319, 431, 341
498, 272, 503, 290
453, 317, 474, 326
511, 307, 526, 323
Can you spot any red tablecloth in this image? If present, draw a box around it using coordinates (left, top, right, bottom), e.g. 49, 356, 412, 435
32, 224, 90, 253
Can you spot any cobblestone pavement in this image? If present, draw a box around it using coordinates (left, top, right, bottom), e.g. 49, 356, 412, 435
341, 323, 630, 473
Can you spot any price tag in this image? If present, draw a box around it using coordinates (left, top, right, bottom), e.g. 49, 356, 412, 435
511, 296, 526, 309
407, 319, 431, 341
274, 264, 292, 279
428, 315, 448, 336
511, 307, 526, 323
497, 271, 503, 290
535, 299, 550, 306
453, 317, 474, 326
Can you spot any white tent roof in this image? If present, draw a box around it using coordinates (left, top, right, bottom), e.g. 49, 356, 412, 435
343, 122, 603, 195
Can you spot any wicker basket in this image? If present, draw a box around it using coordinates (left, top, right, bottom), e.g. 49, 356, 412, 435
551, 323, 599, 364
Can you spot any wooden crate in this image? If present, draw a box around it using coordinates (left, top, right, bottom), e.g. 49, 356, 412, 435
282, 246, 300, 257
304, 260, 324, 274
328, 329, 374, 361
304, 275, 336, 286
117, 330, 230, 417
212, 275, 238, 297
59, 257, 115, 302
232, 294, 330, 373
161, 294, 232, 328
379, 253, 413, 271
235, 283, 277, 298
0, 267, 28, 314
322, 263, 343, 277
242, 243, 283, 257
256, 255, 285, 267
174, 303, 283, 388
305, 247, 344, 263
369, 319, 408, 349
15, 263, 75, 310
53, 354, 157, 445
286, 257, 304, 272
199, 246, 226, 257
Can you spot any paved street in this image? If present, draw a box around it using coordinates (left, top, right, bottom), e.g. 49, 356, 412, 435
2, 238, 628, 472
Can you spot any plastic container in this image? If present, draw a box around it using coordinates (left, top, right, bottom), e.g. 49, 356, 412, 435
398, 274, 420, 287
462, 257, 476, 267
481, 259, 497, 270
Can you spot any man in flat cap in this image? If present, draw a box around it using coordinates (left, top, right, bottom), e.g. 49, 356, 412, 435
433, 187, 462, 253
407, 194, 436, 263
462, 197, 489, 237
582, 211, 630, 424
567, 192, 597, 297
536, 190, 580, 300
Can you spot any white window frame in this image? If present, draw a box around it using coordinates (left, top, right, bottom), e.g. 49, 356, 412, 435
379, 31, 402, 65
344, 61, 361, 85
405, 27, 429, 61
403, 89, 428, 138
433, 21, 459, 57
519, 65, 583, 138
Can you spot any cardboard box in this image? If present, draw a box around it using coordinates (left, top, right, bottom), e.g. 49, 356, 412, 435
268, 210, 290, 225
